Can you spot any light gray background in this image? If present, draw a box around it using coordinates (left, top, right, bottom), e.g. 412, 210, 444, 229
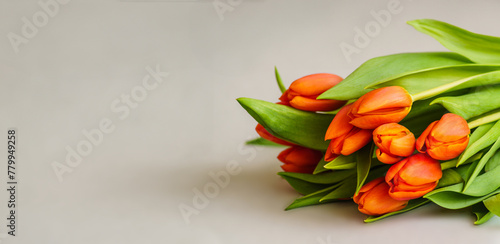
1, 0, 500, 243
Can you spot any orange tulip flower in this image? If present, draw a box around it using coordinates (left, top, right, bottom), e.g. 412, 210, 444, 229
385, 153, 442, 201
373, 123, 415, 164
324, 104, 372, 160
416, 113, 470, 160
277, 146, 323, 174
348, 86, 412, 129
255, 124, 295, 146
279, 73, 346, 112
353, 177, 408, 216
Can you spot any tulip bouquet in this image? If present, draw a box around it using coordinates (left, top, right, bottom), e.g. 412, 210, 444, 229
237, 19, 500, 224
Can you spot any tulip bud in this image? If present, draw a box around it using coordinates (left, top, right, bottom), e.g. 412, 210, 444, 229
353, 177, 408, 216
416, 113, 470, 160
385, 153, 442, 201
277, 146, 323, 174
324, 104, 372, 159
348, 86, 412, 129
255, 124, 295, 146
279, 73, 346, 112
373, 123, 415, 164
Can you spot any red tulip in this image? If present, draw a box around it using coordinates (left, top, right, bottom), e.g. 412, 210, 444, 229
385, 153, 442, 201
324, 104, 372, 159
255, 124, 295, 146
348, 86, 412, 129
278, 146, 323, 174
279, 73, 346, 112
353, 177, 408, 216
416, 113, 470, 160
373, 123, 415, 164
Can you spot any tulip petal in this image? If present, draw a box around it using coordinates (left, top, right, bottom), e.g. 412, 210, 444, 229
290, 96, 346, 112
427, 136, 469, 160
280, 164, 316, 174
353, 177, 385, 203
277, 147, 293, 163
324, 147, 338, 162
355, 86, 412, 115
386, 154, 442, 201
289, 73, 343, 96
385, 159, 408, 184
325, 104, 353, 140
355, 178, 408, 215
256, 124, 295, 146
430, 113, 470, 142
279, 146, 323, 167
278, 90, 291, 105
341, 129, 373, 155
389, 133, 416, 156
389, 182, 438, 201
416, 121, 437, 153
376, 149, 403, 164
350, 107, 411, 129
398, 154, 442, 185
373, 123, 415, 158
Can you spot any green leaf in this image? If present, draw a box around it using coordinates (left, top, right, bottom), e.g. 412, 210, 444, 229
483, 193, 500, 217
237, 98, 333, 150
431, 85, 500, 120
458, 120, 500, 166
275, 66, 287, 93
475, 212, 495, 225
471, 203, 494, 225
278, 170, 355, 185
285, 184, 340, 210
320, 178, 356, 202
428, 159, 500, 198
355, 144, 374, 194
278, 175, 332, 196
437, 169, 463, 188
245, 137, 286, 147
318, 52, 471, 100
468, 109, 500, 129
400, 105, 444, 137
313, 158, 330, 174
324, 154, 356, 170
408, 19, 500, 64
461, 160, 479, 188
463, 136, 500, 191
367, 65, 500, 101
465, 122, 494, 150
485, 149, 500, 172
425, 188, 500, 210
364, 199, 430, 223
402, 94, 454, 121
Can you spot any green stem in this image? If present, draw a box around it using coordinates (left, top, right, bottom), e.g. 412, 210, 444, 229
411, 73, 487, 101
275, 66, 287, 93
468, 110, 500, 129
441, 160, 457, 170
441, 152, 483, 170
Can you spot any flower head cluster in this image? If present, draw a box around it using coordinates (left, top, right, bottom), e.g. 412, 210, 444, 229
322, 87, 470, 216
324, 86, 413, 160
249, 72, 471, 217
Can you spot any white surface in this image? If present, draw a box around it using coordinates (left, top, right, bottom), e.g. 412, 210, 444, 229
1, 0, 500, 243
